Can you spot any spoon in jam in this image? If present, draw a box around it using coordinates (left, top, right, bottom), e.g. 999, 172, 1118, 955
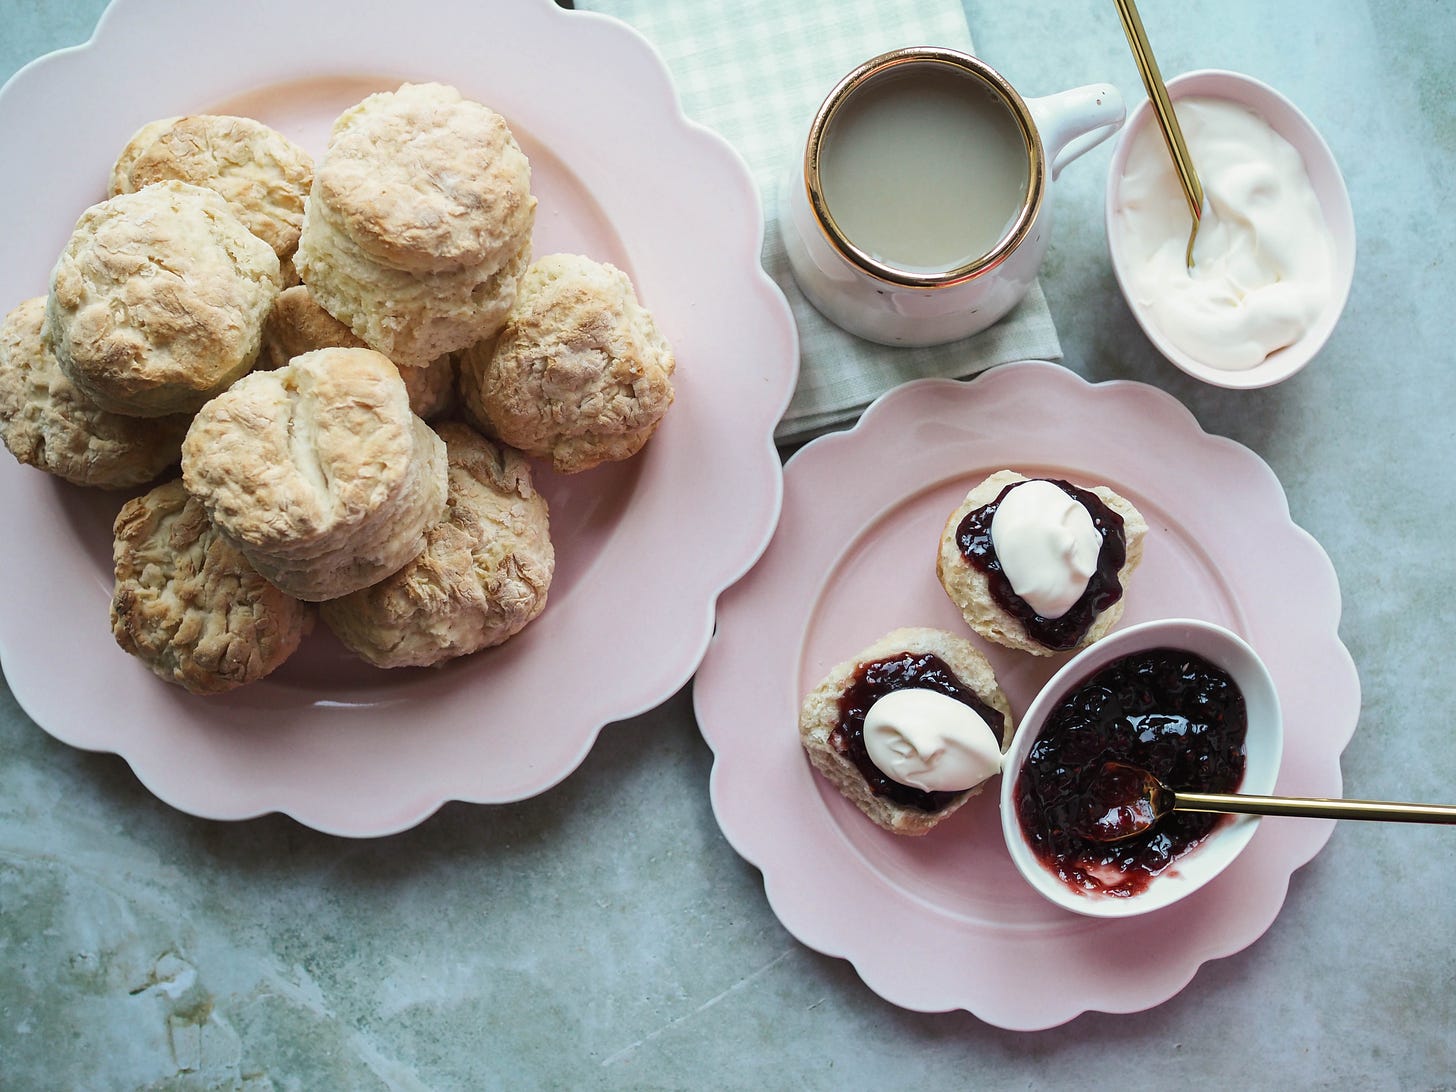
1073, 760, 1456, 843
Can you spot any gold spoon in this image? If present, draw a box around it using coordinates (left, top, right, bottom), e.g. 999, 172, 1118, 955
1072, 760, 1456, 843
1113, 0, 1205, 267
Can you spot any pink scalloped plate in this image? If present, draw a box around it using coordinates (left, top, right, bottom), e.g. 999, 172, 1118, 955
0, 0, 797, 836
693, 361, 1358, 1029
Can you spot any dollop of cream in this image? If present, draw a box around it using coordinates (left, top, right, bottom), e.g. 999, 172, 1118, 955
862, 688, 1003, 793
990, 479, 1100, 619
1115, 97, 1334, 370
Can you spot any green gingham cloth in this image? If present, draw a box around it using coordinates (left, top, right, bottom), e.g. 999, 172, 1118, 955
575, 0, 1063, 444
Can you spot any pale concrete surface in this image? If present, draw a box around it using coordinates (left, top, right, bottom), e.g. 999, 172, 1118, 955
2, 0, 1452, 1088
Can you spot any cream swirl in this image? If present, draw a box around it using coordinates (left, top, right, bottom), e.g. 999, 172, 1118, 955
862, 688, 1002, 793
990, 479, 1101, 619
1115, 96, 1334, 370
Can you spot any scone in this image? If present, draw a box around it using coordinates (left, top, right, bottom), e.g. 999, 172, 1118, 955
937, 469, 1147, 656
180, 347, 448, 602
0, 297, 188, 488
395, 350, 458, 423
110, 479, 313, 694
111, 114, 313, 276
320, 423, 554, 668
295, 82, 535, 366
458, 253, 675, 474
107, 116, 180, 197
261, 284, 456, 419
799, 627, 1014, 836
46, 180, 281, 417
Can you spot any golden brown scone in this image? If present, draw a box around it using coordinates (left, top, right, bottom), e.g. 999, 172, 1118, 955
46, 180, 281, 417
295, 82, 535, 366
936, 470, 1147, 656
799, 627, 1014, 836
110, 479, 313, 694
117, 115, 313, 267
0, 297, 188, 487
108, 116, 181, 196
181, 347, 447, 602
311, 82, 534, 276
398, 352, 458, 423
320, 423, 553, 667
458, 253, 675, 474
260, 284, 456, 419
260, 283, 367, 368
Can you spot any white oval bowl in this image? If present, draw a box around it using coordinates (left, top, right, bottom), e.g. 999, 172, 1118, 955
1104, 69, 1355, 389
999, 618, 1284, 918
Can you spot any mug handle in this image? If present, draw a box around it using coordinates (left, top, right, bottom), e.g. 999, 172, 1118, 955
1026, 84, 1126, 180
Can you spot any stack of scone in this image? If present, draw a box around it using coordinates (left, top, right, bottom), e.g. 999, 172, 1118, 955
0, 81, 677, 696
180, 347, 448, 603
295, 82, 535, 369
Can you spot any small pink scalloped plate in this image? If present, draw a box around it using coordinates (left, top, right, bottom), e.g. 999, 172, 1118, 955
0, 0, 797, 836
694, 361, 1358, 1029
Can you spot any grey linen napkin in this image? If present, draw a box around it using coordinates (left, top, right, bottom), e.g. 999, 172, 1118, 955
572, 0, 1064, 444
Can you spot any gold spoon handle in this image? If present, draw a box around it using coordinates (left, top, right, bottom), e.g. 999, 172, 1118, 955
1113, 0, 1205, 264
1174, 791, 1456, 824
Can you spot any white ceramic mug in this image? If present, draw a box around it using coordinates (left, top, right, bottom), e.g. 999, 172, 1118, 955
779, 47, 1125, 347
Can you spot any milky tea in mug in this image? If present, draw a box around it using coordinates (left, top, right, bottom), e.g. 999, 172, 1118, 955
815, 63, 1030, 275
782, 48, 1124, 346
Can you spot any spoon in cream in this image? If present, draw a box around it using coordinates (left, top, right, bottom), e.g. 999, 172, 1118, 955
1072, 760, 1456, 843
1113, 0, 1205, 267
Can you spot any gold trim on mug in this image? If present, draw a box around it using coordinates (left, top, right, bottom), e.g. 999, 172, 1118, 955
803, 47, 1044, 288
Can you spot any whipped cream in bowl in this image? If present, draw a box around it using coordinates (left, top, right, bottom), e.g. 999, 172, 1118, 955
1105, 70, 1355, 388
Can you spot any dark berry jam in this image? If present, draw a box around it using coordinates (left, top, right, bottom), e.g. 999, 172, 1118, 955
832, 652, 1005, 812
955, 478, 1126, 651
1013, 648, 1247, 897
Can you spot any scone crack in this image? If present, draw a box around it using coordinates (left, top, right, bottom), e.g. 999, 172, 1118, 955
281, 380, 332, 502
143, 252, 184, 281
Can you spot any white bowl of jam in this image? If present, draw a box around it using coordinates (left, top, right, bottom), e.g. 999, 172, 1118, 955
999, 618, 1283, 918
1104, 70, 1355, 389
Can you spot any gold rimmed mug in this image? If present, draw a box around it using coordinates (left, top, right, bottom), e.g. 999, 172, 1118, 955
779, 47, 1124, 347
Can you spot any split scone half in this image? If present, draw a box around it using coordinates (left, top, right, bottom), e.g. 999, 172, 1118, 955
937, 469, 1147, 656
111, 479, 312, 694
799, 626, 1014, 836
180, 347, 447, 602
321, 422, 554, 668
0, 297, 189, 488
